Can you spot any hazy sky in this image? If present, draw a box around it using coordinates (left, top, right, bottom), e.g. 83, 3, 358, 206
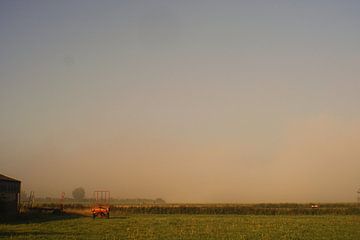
1, 0, 360, 202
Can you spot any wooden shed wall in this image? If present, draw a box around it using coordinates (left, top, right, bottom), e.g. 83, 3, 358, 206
0, 180, 21, 217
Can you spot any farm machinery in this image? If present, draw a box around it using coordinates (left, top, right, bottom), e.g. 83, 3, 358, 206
22, 191, 65, 215
91, 191, 110, 219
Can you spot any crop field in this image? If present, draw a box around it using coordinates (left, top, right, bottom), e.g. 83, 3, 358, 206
39, 203, 360, 215
1, 214, 360, 240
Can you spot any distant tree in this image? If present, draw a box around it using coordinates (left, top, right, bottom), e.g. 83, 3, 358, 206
155, 198, 166, 204
72, 187, 85, 201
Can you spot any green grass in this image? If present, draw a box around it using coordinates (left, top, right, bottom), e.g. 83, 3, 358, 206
1, 214, 360, 240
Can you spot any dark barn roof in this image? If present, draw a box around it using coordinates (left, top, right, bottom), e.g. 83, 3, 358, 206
0, 174, 20, 182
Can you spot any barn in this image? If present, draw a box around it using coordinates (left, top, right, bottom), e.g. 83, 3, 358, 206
0, 174, 21, 218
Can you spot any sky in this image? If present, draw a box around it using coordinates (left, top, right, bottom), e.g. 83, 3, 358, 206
1, 0, 360, 203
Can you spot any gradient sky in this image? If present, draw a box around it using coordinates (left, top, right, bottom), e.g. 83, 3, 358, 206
1, 0, 360, 202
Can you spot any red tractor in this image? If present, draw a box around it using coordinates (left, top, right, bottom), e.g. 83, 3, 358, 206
91, 191, 110, 219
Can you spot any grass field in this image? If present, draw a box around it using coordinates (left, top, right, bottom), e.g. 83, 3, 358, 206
1, 214, 360, 240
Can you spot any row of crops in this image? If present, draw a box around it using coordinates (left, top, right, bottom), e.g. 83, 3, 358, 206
38, 203, 360, 215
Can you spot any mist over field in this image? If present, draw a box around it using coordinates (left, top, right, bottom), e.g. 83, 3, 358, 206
1, 0, 360, 203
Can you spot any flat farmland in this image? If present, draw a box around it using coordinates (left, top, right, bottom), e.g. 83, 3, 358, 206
1, 214, 360, 240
